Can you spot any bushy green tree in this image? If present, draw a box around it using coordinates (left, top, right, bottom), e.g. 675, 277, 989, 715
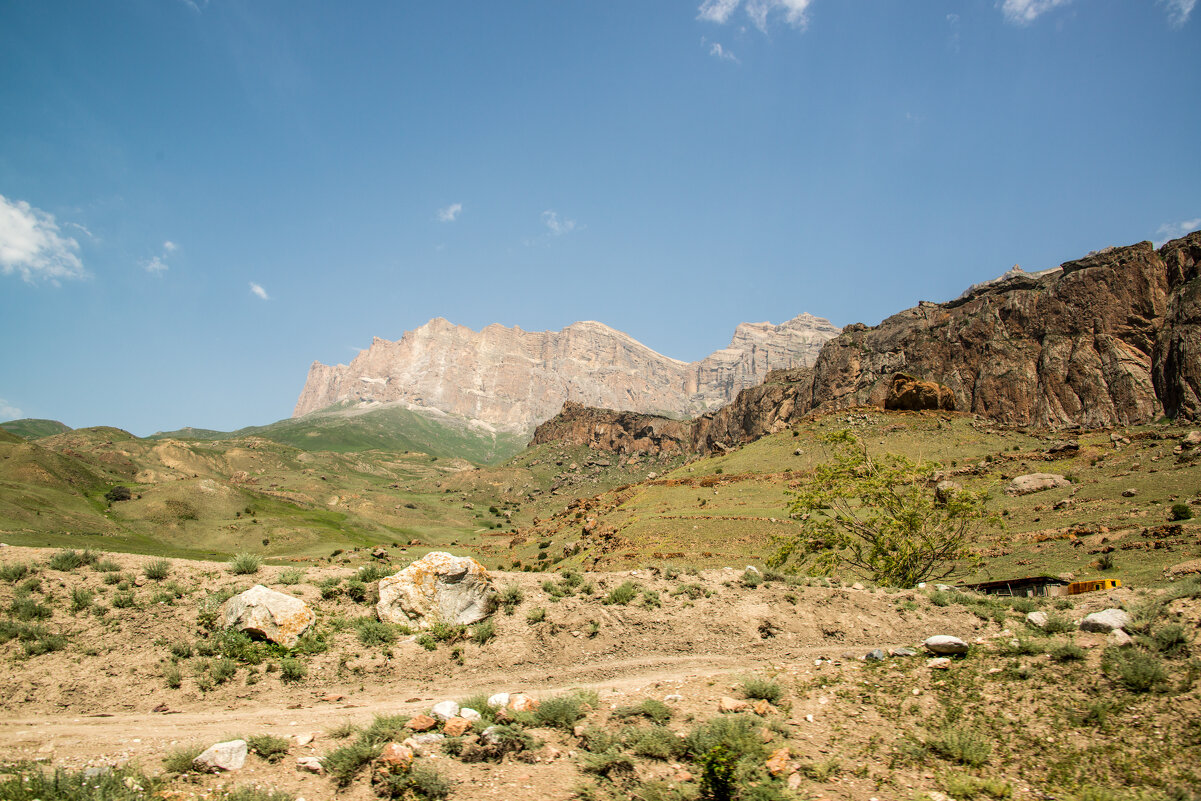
768, 430, 994, 587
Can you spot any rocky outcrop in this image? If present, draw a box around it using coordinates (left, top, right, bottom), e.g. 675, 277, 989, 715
221, 585, 315, 648
884, 373, 955, 412
293, 314, 840, 432
377, 552, 498, 628
804, 233, 1201, 428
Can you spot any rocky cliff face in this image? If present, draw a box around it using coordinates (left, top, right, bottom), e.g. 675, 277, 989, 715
803, 232, 1201, 428
293, 314, 840, 432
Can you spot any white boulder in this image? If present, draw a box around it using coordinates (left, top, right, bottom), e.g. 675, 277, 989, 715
431, 700, 461, 721
194, 739, 248, 772
221, 585, 315, 648
1005, 473, 1071, 496
923, 635, 970, 655
1079, 608, 1130, 633
376, 552, 498, 629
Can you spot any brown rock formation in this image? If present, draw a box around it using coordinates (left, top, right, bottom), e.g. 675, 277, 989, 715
804, 232, 1201, 428
530, 401, 693, 455
293, 315, 840, 432
884, 373, 956, 412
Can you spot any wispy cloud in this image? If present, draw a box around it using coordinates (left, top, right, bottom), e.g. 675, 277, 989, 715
142, 240, 178, 274
437, 203, 463, 223
179, 0, 209, 11
0, 398, 22, 421
1154, 217, 1201, 247
700, 0, 813, 31
709, 42, 741, 63
542, 210, 580, 237
0, 194, 86, 285
1000, 0, 1073, 25
249, 282, 270, 300
1159, 0, 1196, 27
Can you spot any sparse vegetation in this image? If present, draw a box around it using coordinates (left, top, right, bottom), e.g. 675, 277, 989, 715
229, 553, 262, 575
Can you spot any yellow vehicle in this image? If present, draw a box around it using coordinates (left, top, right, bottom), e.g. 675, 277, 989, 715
1067, 578, 1122, 595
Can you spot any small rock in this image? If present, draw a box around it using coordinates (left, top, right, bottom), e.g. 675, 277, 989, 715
193, 740, 248, 773
480, 726, 505, 747
664, 693, 683, 702
1122, 489, 1138, 498
752, 699, 777, 716
787, 772, 803, 790
459, 707, 482, 722
378, 744, 414, 771
431, 700, 461, 721
923, 635, 970, 655
851, 582, 866, 591
487, 692, 511, 708
934, 480, 963, 505
293, 733, 315, 747
765, 747, 791, 777
889, 647, 917, 657
443, 717, 473, 737
402, 733, 445, 756
1005, 473, 1071, 496
509, 694, 539, 713
1108, 629, 1135, 648
1080, 608, 1131, 633
1026, 611, 1048, 629
719, 697, 749, 713
865, 649, 886, 661
221, 586, 316, 648
296, 756, 324, 774
927, 657, 952, 670
406, 714, 437, 732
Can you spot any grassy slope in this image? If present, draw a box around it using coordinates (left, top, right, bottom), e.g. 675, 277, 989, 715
0, 418, 73, 439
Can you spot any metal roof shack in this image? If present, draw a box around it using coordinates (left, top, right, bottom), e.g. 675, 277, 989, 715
959, 576, 1070, 597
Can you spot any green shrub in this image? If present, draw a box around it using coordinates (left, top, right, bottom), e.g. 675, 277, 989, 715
70, 587, 95, 613
1050, 642, 1086, 662
280, 658, 306, 683
0, 763, 164, 800
1170, 503, 1193, 521
1148, 623, 1191, 657
210, 657, 238, 684
353, 617, 399, 647
229, 553, 262, 575
428, 620, 466, 643
683, 714, 767, 764
625, 725, 685, 760
0, 562, 31, 582
1105, 648, 1168, 693
671, 583, 711, 599
929, 725, 991, 767
361, 713, 413, 746
641, 590, 662, 608
323, 740, 383, 786
741, 569, 762, 588
356, 562, 393, 583
943, 772, 1013, 800
471, 618, 496, 645
534, 690, 596, 730
93, 559, 121, 573
740, 676, 782, 704
144, 559, 172, 581
345, 579, 368, 603
277, 567, 306, 585
10, 598, 51, 621
416, 633, 437, 651
163, 745, 204, 773
526, 607, 547, 624
581, 749, 636, 780
603, 581, 639, 605
111, 591, 136, 609
499, 584, 524, 614
1042, 612, 1076, 634
164, 664, 183, 689
47, 549, 85, 571
612, 698, 673, 724
246, 733, 291, 763
376, 763, 454, 800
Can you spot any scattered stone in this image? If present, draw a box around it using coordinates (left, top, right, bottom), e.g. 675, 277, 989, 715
480, 726, 505, 747
752, 700, 777, 716
296, 756, 324, 774
1122, 489, 1138, 498
406, 714, 437, 732
402, 733, 445, 756
889, 647, 917, 657
1006, 473, 1072, 496
193, 740, 248, 773
719, 697, 750, 713
487, 692, 511, 708
292, 733, 315, 747
865, 649, 886, 661
851, 582, 866, 591
765, 747, 791, 777
664, 693, 684, 702
1108, 629, 1135, 648
793, 449, 803, 456
934, 480, 964, 506
376, 552, 499, 629
221, 586, 315, 648
923, 635, 970, 655
460, 707, 482, 722
378, 744, 414, 771
443, 717, 473, 737
1080, 608, 1131, 633
1046, 441, 1079, 457
927, 658, 952, 670
1026, 611, 1048, 629
509, 694, 539, 713
787, 772, 803, 791
1053, 499, 1075, 510
431, 700, 461, 721
371, 547, 388, 560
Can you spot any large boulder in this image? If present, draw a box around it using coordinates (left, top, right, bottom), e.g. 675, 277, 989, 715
376, 552, 498, 628
1079, 608, 1131, 633
222, 585, 315, 648
194, 740, 248, 773
923, 635, 970, 655
884, 373, 956, 412
1005, 473, 1071, 496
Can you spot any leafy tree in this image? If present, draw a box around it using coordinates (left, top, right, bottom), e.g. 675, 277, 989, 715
768, 430, 994, 587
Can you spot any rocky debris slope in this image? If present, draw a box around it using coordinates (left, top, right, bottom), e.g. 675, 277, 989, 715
293, 314, 840, 431
805, 232, 1201, 428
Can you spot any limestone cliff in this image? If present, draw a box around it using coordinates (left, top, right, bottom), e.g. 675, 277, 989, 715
293, 314, 840, 431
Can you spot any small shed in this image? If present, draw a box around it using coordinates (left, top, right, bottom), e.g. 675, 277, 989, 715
959, 576, 1070, 597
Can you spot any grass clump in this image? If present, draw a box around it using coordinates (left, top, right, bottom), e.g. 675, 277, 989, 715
603, 581, 639, 606
163, 663, 183, 689
533, 690, 597, 730
625, 725, 685, 760
163, 745, 204, 773
143, 559, 172, 581
526, 607, 547, 625
229, 553, 262, 575
246, 733, 291, 763
10, 598, 52, 621
612, 698, 673, 724
670, 582, 711, 599
93, 558, 121, 573
375, 764, 454, 800
498, 584, 524, 614
1050, 642, 1087, 662
471, 618, 496, 645
0, 562, 32, 583
1104, 648, 1168, 693
1170, 503, 1193, 521
47, 549, 89, 571
280, 658, 306, 683
739, 676, 783, 704
353, 617, 400, 647
277, 567, 306, 585
0, 763, 164, 800
928, 725, 992, 767
323, 740, 383, 786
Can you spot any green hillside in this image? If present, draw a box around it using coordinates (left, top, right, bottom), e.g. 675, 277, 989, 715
0, 418, 73, 439
154, 403, 527, 465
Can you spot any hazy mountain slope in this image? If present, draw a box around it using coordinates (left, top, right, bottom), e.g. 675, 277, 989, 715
0, 418, 73, 439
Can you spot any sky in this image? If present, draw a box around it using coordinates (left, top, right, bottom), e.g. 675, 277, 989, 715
1, 0, 1198, 435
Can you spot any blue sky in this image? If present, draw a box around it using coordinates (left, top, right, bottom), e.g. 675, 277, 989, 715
1, 0, 1198, 435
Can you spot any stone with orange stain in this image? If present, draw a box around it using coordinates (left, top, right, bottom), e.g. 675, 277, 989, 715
376, 552, 498, 629
752, 700, 777, 716
378, 743, 413, 772
509, 694, 539, 713
221, 585, 315, 648
718, 697, 749, 713
442, 717, 473, 737
406, 714, 437, 732
765, 747, 791, 777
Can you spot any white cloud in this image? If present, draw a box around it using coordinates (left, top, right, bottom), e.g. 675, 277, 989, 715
0, 194, 86, 284
0, 398, 22, 421
542, 210, 579, 236
1154, 217, 1201, 247
249, 282, 270, 300
698, 0, 740, 24
698, 0, 812, 31
437, 203, 463, 223
1000, 0, 1073, 25
709, 42, 741, 63
1160, 0, 1196, 27
144, 256, 169, 274
163, 240, 178, 252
